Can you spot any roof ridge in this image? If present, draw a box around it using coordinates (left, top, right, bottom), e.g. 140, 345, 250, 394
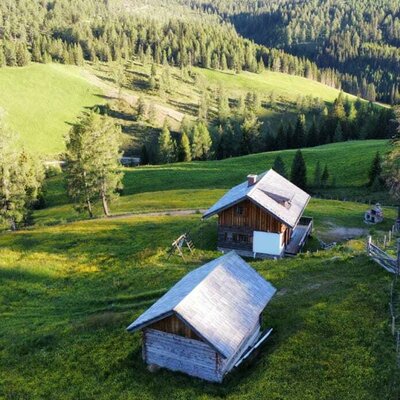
173, 251, 236, 311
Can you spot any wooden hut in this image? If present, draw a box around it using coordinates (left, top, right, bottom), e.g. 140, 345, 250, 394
126, 251, 277, 382
202, 169, 312, 258
364, 203, 384, 224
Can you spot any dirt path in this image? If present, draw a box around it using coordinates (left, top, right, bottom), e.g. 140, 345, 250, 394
81, 69, 185, 123
102, 209, 207, 221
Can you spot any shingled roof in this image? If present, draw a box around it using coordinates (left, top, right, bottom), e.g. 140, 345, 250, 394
126, 251, 276, 359
202, 169, 310, 228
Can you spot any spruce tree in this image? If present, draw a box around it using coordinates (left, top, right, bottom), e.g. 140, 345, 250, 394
0, 122, 43, 230
191, 122, 211, 160
177, 132, 191, 162
321, 164, 330, 188
272, 155, 287, 178
141, 145, 149, 165
294, 114, 306, 148
333, 122, 344, 142
368, 151, 382, 187
65, 111, 123, 217
157, 123, 174, 164
137, 96, 148, 121
290, 150, 307, 190
313, 160, 322, 188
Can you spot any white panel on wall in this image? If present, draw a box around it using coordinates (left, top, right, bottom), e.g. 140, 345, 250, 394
252, 231, 283, 256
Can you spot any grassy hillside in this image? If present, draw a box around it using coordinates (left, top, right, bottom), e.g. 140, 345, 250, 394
0, 213, 397, 399
34, 140, 390, 225
0, 64, 104, 155
0, 60, 363, 156
196, 67, 358, 103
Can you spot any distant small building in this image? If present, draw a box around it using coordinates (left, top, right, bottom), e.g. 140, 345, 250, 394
120, 157, 141, 167
202, 169, 312, 258
364, 203, 383, 224
127, 251, 277, 382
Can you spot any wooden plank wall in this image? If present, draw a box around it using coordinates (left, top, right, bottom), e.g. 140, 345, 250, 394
218, 200, 292, 246
148, 314, 201, 340
144, 328, 223, 382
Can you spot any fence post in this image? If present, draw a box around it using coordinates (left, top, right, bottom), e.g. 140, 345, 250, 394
397, 239, 400, 276
367, 236, 372, 255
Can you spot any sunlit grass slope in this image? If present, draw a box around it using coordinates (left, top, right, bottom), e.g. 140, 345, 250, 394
34, 140, 390, 225
0, 63, 104, 155
0, 214, 397, 399
196, 67, 358, 104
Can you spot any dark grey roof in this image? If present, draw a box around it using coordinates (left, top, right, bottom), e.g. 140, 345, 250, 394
202, 169, 310, 228
126, 251, 276, 359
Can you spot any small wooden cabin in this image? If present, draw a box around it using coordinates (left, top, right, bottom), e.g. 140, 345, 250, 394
364, 203, 384, 224
126, 251, 277, 382
203, 169, 311, 258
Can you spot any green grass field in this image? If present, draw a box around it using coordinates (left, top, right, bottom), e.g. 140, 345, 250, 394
0, 61, 364, 157
0, 213, 398, 399
196, 67, 358, 104
34, 140, 390, 225
0, 63, 104, 155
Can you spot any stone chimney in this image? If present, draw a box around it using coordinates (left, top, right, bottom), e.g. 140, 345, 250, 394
247, 174, 257, 187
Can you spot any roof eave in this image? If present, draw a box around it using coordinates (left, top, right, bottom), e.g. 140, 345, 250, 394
126, 310, 174, 333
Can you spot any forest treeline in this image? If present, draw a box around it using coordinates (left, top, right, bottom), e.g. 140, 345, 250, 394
181, 0, 400, 104
0, 0, 371, 100
138, 91, 394, 165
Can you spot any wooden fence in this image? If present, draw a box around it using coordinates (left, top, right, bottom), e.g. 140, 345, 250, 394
366, 237, 400, 274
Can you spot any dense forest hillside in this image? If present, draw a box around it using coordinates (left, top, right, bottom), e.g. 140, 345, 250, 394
181, 0, 400, 103
0, 0, 377, 99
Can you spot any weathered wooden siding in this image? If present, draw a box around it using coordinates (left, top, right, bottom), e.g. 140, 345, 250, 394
219, 200, 284, 232
217, 200, 292, 250
143, 328, 223, 382
148, 314, 201, 340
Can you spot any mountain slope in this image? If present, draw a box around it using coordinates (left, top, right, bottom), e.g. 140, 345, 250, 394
0, 64, 104, 155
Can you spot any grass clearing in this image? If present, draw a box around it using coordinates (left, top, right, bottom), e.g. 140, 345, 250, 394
196, 67, 358, 104
0, 63, 104, 155
0, 61, 364, 156
34, 140, 390, 225
0, 214, 398, 399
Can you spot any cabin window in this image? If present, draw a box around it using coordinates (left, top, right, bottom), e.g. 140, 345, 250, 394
235, 205, 244, 215
233, 233, 249, 243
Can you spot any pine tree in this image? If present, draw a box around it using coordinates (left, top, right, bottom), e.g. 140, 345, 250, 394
217, 87, 230, 123
241, 112, 262, 154
313, 160, 322, 188
321, 164, 330, 188
272, 155, 287, 178
307, 120, 319, 147
333, 122, 344, 142
177, 132, 191, 162
65, 111, 123, 217
141, 145, 149, 165
0, 121, 43, 230
137, 96, 148, 121
198, 90, 209, 122
290, 150, 307, 190
368, 151, 382, 186
294, 114, 306, 148
191, 122, 211, 160
15, 42, 31, 66
157, 123, 174, 164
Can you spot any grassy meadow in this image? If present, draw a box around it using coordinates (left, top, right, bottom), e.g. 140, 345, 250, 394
0, 60, 363, 157
34, 140, 390, 225
196, 67, 358, 104
1, 60, 398, 400
0, 63, 104, 155
0, 213, 398, 399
